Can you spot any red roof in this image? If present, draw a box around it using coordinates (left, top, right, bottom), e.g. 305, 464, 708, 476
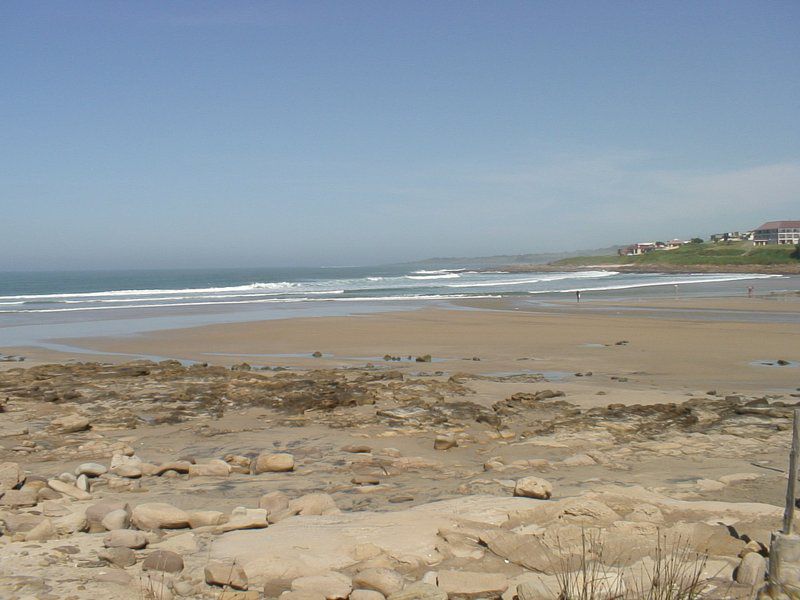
755, 221, 800, 230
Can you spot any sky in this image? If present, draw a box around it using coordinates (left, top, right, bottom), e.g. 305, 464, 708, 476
2, 1, 799, 270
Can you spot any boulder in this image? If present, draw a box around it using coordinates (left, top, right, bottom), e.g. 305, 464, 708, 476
288, 493, 340, 516
352, 591, 386, 600
50, 414, 90, 433
47, 479, 92, 501
188, 510, 226, 528
0, 488, 38, 507
216, 508, 268, 533
188, 459, 232, 478
154, 461, 192, 475
76, 462, 107, 477
260, 491, 290, 516
86, 500, 130, 533
388, 583, 446, 600
0, 462, 24, 490
104, 529, 148, 549
24, 518, 55, 542
281, 593, 326, 600
436, 570, 508, 600
99, 546, 137, 568
255, 453, 295, 473
292, 572, 353, 600
142, 549, 184, 573
132, 502, 190, 530
102, 508, 131, 531
434, 436, 458, 451
736, 551, 766, 586
53, 510, 88, 535
111, 464, 143, 478
513, 477, 553, 500
205, 560, 248, 590
353, 569, 405, 596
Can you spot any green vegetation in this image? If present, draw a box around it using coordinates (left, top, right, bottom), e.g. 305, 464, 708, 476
554, 241, 799, 267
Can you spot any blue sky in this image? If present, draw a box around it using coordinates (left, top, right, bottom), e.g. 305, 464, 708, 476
2, 1, 799, 269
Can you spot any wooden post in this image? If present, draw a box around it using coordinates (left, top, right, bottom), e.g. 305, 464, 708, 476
782, 409, 800, 535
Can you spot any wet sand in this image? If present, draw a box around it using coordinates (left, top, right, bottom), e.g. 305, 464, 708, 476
6, 296, 798, 394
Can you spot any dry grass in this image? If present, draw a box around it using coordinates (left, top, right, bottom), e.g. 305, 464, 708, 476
550, 529, 714, 600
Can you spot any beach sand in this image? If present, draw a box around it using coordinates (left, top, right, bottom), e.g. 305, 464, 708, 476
2, 297, 799, 598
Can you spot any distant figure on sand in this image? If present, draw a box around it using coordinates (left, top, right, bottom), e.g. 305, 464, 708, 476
576, 290, 581, 303
748, 285, 754, 298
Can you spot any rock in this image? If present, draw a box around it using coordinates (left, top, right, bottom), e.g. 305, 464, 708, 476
104, 529, 148, 549
112, 464, 143, 478
154, 461, 192, 475
188, 459, 232, 478
513, 477, 553, 500
86, 500, 130, 533
353, 591, 386, 600
342, 445, 373, 454
216, 508, 268, 533
292, 572, 353, 600
101, 508, 131, 531
0, 461, 24, 490
736, 551, 766, 586
132, 502, 190, 530
434, 436, 458, 451
205, 560, 249, 590
2, 512, 44, 535
50, 414, 90, 433
353, 569, 405, 597
388, 582, 447, 600
76, 462, 107, 477
515, 578, 557, 600
58, 471, 78, 484
142, 549, 184, 573
24, 518, 54, 541
436, 570, 509, 600
48, 479, 92, 500
111, 453, 141, 469
52, 510, 88, 535
188, 510, 226, 528
478, 530, 556, 572
172, 580, 196, 597
281, 592, 326, 600
260, 491, 291, 516
254, 452, 295, 473
0, 488, 38, 507
352, 475, 381, 486
288, 493, 340, 516
99, 547, 137, 567
76, 473, 90, 491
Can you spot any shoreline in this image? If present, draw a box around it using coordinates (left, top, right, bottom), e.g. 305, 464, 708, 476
490, 262, 800, 275
4, 297, 799, 393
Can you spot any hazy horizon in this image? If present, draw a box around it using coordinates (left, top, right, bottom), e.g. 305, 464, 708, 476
2, 2, 799, 270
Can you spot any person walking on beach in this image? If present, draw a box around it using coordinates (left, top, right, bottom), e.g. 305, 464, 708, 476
576, 290, 581, 303
747, 285, 754, 298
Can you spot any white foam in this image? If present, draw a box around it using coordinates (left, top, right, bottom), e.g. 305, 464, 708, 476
2, 293, 500, 313
528, 273, 782, 294
0, 281, 304, 301
447, 270, 618, 288
406, 273, 461, 280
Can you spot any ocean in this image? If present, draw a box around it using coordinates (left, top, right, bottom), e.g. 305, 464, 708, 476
0, 266, 794, 352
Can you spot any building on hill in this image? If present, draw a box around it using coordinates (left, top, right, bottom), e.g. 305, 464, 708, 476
753, 221, 800, 245
711, 231, 744, 243
618, 242, 656, 256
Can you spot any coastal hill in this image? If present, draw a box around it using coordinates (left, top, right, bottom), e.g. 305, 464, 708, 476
408, 241, 800, 274
547, 240, 800, 274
